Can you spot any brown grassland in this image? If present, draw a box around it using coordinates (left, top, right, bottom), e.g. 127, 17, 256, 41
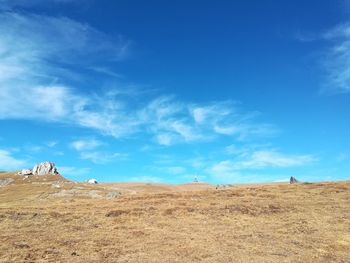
0, 172, 349, 262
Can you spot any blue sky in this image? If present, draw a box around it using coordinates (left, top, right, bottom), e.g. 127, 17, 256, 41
0, 0, 349, 183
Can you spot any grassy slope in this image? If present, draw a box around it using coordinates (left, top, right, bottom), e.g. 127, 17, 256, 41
0, 173, 349, 262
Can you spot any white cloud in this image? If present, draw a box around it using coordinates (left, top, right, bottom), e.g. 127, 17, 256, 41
90, 67, 123, 78
170, 121, 201, 142
191, 103, 232, 124
27, 145, 43, 153
53, 151, 64, 156
0, 86, 79, 121
71, 139, 102, 151
192, 107, 207, 124
0, 85, 277, 147
209, 149, 316, 179
0, 11, 277, 146
214, 125, 239, 135
0, 0, 82, 10
0, 12, 130, 85
58, 166, 90, 176
70, 139, 127, 164
128, 175, 164, 183
0, 149, 27, 171
79, 151, 127, 164
160, 166, 186, 175
336, 153, 348, 162
156, 133, 175, 146
321, 22, 350, 94
210, 160, 242, 179
239, 150, 316, 168
46, 141, 58, 148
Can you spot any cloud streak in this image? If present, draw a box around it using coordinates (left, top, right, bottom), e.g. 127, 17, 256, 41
321, 22, 350, 94
209, 149, 316, 181
0, 12, 130, 86
0, 85, 277, 145
71, 139, 102, 151
0, 0, 90, 10
0, 149, 27, 171
0, 10, 277, 146
79, 152, 127, 164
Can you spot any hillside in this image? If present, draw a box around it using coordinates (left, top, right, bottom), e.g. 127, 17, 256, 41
0, 172, 349, 262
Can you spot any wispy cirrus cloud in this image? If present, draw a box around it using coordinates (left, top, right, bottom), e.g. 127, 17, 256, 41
58, 166, 91, 176
0, 0, 91, 10
70, 139, 103, 151
46, 141, 58, 148
320, 22, 350, 94
236, 150, 316, 169
0, 149, 27, 170
0, 12, 130, 85
296, 22, 350, 94
209, 148, 316, 181
0, 10, 276, 146
0, 86, 277, 145
70, 138, 126, 164
79, 151, 127, 164
128, 175, 164, 183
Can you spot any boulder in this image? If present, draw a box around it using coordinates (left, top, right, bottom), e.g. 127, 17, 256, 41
290, 176, 299, 184
106, 191, 121, 199
32, 162, 58, 175
87, 179, 98, 184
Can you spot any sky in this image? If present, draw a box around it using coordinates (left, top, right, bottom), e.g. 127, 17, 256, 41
0, 0, 349, 184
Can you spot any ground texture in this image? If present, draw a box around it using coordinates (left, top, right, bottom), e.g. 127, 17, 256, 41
0, 172, 349, 262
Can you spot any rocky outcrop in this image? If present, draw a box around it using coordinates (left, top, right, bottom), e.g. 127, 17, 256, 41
290, 176, 299, 184
32, 162, 58, 175
88, 179, 98, 184
18, 162, 59, 176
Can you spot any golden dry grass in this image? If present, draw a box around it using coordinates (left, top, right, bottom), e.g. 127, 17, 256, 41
0, 172, 349, 262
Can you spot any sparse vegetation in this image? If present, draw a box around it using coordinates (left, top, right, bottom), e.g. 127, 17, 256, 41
0, 172, 349, 262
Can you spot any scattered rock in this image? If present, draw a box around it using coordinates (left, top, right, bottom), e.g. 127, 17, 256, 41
50, 188, 103, 198
87, 190, 101, 198
32, 162, 58, 175
87, 179, 98, 184
18, 169, 32, 176
51, 181, 63, 188
0, 178, 14, 187
14, 241, 30, 249
216, 184, 234, 190
105, 210, 128, 217
106, 191, 121, 199
290, 176, 299, 184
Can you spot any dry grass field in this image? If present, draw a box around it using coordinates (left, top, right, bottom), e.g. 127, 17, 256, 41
0, 172, 349, 262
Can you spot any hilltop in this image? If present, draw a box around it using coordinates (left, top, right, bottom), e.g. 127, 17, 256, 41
0, 172, 349, 262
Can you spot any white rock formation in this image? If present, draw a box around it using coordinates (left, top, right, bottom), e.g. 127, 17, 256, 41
32, 162, 58, 175
87, 179, 98, 184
